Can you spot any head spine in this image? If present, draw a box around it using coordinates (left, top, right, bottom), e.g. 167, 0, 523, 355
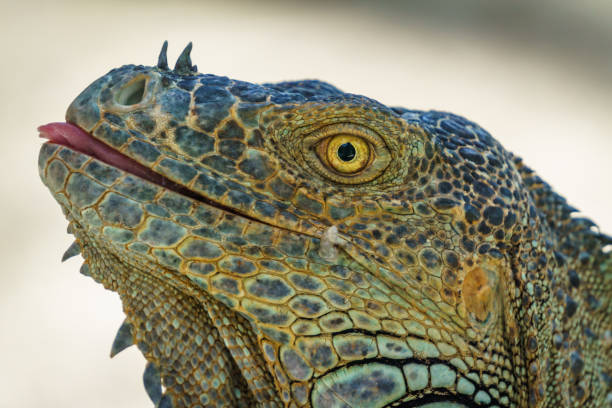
173, 42, 197, 75
157, 40, 169, 70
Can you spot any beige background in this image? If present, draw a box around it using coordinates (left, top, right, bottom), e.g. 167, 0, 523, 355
1, 1, 610, 407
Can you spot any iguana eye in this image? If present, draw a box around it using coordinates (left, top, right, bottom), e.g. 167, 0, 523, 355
303, 123, 391, 184
324, 135, 370, 174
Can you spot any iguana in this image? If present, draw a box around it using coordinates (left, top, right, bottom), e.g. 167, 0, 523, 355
38, 42, 611, 407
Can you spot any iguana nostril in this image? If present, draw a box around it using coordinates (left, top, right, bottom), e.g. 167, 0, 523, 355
115, 77, 147, 106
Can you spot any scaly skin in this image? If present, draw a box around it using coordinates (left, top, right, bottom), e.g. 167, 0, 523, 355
38, 43, 611, 407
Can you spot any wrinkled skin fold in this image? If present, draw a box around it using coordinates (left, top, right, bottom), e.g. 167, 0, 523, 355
38, 43, 612, 407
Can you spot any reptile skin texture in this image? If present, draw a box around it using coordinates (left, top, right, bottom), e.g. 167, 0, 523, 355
38, 43, 611, 407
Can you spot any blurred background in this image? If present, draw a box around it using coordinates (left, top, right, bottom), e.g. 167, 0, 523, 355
1, 0, 610, 406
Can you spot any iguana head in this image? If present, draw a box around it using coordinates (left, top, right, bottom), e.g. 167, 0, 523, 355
39, 42, 611, 407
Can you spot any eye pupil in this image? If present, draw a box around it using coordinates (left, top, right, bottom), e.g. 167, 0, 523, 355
337, 143, 356, 161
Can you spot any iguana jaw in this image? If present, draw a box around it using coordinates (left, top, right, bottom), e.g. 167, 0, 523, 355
38, 134, 284, 405
38, 121, 292, 232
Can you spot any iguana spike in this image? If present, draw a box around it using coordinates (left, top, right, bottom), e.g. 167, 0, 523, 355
79, 263, 90, 277
110, 319, 134, 358
143, 362, 162, 405
157, 40, 169, 70
61, 241, 81, 262
174, 42, 196, 75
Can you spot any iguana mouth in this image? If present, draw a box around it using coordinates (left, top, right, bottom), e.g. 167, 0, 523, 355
39, 123, 164, 187
38, 122, 276, 228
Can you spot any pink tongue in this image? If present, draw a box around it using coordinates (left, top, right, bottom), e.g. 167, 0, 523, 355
38, 122, 166, 185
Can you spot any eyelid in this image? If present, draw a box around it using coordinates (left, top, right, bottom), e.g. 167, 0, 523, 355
303, 123, 385, 148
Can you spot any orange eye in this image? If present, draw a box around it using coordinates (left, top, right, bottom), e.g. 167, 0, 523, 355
325, 135, 370, 174
304, 123, 391, 185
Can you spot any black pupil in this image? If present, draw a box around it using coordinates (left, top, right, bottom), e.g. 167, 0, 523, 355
337, 143, 356, 162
